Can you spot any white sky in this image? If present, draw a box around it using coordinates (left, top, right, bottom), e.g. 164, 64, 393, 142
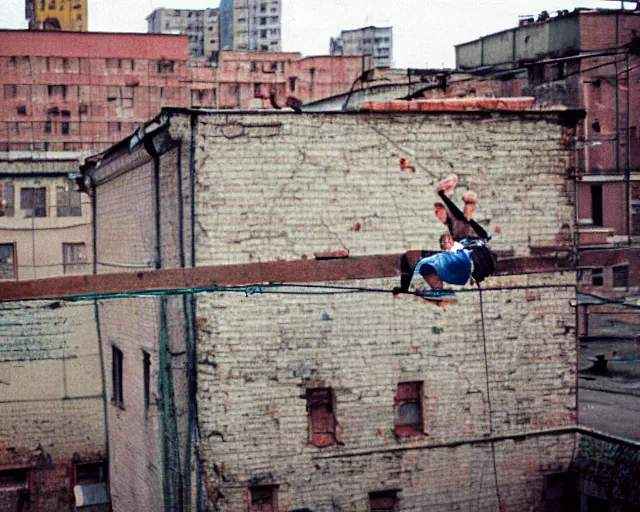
1, 0, 634, 68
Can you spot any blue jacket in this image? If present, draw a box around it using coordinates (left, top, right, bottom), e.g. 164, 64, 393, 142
413, 249, 472, 286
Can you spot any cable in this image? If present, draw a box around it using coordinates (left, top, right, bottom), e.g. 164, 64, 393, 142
1, 281, 577, 304
477, 282, 503, 511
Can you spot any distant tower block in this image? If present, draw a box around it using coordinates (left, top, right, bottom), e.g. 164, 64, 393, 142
26, 0, 88, 32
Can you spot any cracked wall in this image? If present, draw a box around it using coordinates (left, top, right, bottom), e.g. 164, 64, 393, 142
185, 111, 574, 265
0, 300, 105, 511
196, 271, 577, 511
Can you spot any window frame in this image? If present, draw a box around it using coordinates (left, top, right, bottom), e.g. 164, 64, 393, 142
394, 381, 424, 437
249, 484, 278, 512
612, 265, 629, 290
369, 490, 399, 512
305, 387, 339, 448
56, 181, 82, 217
20, 186, 47, 217
0, 243, 17, 280
62, 243, 87, 274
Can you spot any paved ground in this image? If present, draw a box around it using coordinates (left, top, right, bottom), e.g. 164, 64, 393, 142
577, 317, 640, 440
578, 388, 640, 441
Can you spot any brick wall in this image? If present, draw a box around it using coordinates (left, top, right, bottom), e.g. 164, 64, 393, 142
86, 109, 579, 511
177, 111, 574, 265
96, 297, 164, 512
195, 271, 576, 510
0, 300, 105, 511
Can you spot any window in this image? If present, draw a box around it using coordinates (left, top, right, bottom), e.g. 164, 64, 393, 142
613, 265, 628, 289
61, 121, 70, 135
47, 84, 68, 99
56, 181, 81, 217
0, 468, 29, 507
0, 182, 15, 217
394, 382, 424, 437
260, 30, 267, 38
20, 187, 47, 217
0, 244, 16, 279
591, 268, 604, 287
306, 388, 338, 447
544, 473, 578, 512
369, 490, 398, 512
289, 77, 296, 92
112, 346, 124, 407
143, 351, 151, 412
16, 105, 26, 115
63, 243, 87, 274
591, 184, 603, 226
74, 462, 106, 485
157, 60, 175, 73
249, 485, 278, 512
3, 84, 17, 99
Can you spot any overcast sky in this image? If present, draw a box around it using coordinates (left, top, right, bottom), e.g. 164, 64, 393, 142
1, 0, 633, 67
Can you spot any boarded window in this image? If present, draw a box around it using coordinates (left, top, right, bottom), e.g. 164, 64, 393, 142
112, 346, 124, 407
0, 182, 15, 217
63, 243, 87, 274
0, 244, 16, 279
306, 388, 337, 447
56, 181, 82, 217
369, 490, 398, 512
20, 187, 47, 217
250, 485, 278, 512
612, 265, 628, 289
394, 382, 423, 437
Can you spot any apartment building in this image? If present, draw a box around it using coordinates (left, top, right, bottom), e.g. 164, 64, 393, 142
330, 26, 393, 68
147, 8, 220, 61
219, 0, 282, 52
25, 0, 88, 31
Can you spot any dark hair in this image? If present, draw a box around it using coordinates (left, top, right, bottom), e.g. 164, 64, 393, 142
434, 202, 445, 209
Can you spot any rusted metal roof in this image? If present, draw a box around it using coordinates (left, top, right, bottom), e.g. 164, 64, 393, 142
360, 97, 536, 111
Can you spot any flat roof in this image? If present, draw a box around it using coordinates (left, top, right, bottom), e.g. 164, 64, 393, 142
0, 30, 189, 60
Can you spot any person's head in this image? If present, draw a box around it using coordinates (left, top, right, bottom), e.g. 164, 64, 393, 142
463, 190, 478, 219
434, 202, 447, 224
439, 232, 454, 251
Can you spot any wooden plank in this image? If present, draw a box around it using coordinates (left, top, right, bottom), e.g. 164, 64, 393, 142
0, 252, 573, 302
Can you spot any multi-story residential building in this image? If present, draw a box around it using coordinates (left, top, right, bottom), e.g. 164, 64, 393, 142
455, 8, 640, 305
146, 8, 220, 61
219, 0, 282, 52
0, 30, 380, 156
0, 155, 91, 280
25, 0, 88, 31
330, 26, 393, 68
65, 103, 640, 511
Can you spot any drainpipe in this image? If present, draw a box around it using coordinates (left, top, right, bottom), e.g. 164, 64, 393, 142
625, 52, 632, 244
88, 172, 110, 500
188, 112, 205, 511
